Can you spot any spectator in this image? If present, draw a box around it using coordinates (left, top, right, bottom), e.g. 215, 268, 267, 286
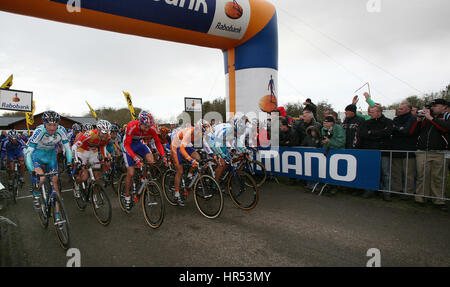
341, 104, 365, 149
352, 92, 377, 120
279, 118, 300, 147
300, 110, 322, 132
391, 102, 417, 199
321, 116, 346, 150
303, 98, 318, 120
409, 99, 449, 211
360, 106, 394, 201
301, 126, 322, 148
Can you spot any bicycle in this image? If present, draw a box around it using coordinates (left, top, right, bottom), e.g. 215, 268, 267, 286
8, 160, 24, 204
162, 154, 223, 219
71, 161, 112, 226
117, 163, 165, 229
32, 169, 71, 250
209, 153, 259, 211
102, 155, 123, 196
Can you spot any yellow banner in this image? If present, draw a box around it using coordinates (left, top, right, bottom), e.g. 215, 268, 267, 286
123, 91, 137, 121
86, 101, 98, 120
1, 74, 13, 89
25, 101, 36, 132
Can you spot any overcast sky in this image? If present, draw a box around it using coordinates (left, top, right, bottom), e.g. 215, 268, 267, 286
0, 0, 449, 122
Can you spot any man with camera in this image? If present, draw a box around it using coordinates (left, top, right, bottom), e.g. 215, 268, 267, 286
409, 99, 450, 211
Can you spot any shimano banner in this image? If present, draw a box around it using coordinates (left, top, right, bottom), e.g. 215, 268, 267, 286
254, 147, 381, 190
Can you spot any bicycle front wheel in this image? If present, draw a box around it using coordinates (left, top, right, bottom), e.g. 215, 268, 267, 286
91, 184, 112, 226
242, 160, 267, 188
227, 170, 258, 211
142, 181, 165, 229
36, 183, 50, 229
117, 173, 129, 213
52, 194, 71, 250
162, 169, 177, 206
193, 175, 223, 219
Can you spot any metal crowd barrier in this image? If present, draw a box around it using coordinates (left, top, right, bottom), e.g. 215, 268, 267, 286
378, 150, 450, 202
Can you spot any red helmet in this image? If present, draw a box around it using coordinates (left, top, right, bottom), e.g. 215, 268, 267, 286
138, 110, 154, 126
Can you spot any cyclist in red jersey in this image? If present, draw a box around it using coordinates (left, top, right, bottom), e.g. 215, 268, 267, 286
122, 110, 167, 210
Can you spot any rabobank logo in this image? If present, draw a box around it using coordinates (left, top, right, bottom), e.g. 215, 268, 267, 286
208, 0, 250, 40
224, 0, 243, 20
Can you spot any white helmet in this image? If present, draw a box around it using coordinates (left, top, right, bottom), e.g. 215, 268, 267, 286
96, 120, 112, 134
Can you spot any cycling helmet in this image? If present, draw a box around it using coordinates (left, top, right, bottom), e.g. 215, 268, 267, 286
82, 123, 93, 132
42, 110, 61, 124
96, 120, 112, 134
72, 123, 81, 132
111, 124, 120, 133
196, 119, 210, 133
159, 126, 170, 135
7, 129, 18, 139
138, 110, 154, 126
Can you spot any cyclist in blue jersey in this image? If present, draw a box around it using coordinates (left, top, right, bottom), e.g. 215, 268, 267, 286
25, 111, 72, 215
1, 130, 26, 189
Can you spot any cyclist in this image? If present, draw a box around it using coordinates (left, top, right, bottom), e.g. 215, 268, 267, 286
206, 118, 247, 182
72, 120, 112, 197
68, 123, 82, 146
106, 124, 122, 157
1, 130, 26, 190
170, 120, 212, 206
25, 111, 72, 221
122, 111, 166, 210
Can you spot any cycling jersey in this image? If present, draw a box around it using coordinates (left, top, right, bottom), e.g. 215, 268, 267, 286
1, 138, 25, 161
72, 129, 111, 159
122, 121, 165, 167
25, 124, 72, 172
206, 123, 246, 158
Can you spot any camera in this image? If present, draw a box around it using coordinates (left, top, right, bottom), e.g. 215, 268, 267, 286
323, 128, 333, 139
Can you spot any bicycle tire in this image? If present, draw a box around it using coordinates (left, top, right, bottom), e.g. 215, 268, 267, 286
242, 160, 267, 188
91, 184, 112, 226
52, 193, 71, 250
142, 181, 165, 229
162, 169, 177, 206
73, 180, 88, 211
37, 182, 50, 229
227, 170, 259, 211
12, 174, 18, 204
193, 174, 223, 219
117, 173, 129, 213
149, 164, 162, 182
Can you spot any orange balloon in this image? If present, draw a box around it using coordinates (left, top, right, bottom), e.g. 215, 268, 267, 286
259, 94, 278, 113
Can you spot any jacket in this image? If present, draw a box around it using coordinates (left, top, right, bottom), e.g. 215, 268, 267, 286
321, 124, 346, 150
409, 115, 450, 151
360, 115, 393, 150
341, 115, 365, 149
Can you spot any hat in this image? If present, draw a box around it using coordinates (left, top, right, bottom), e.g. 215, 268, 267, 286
345, 104, 357, 113
324, 116, 335, 123
431, 99, 448, 106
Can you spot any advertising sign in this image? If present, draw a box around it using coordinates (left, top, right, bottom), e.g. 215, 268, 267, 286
0, 88, 33, 112
254, 147, 381, 190
50, 0, 251, 40
185, 97, 203, 112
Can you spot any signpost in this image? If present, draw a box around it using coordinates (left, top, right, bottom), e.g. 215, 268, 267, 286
185, 97, 203, 113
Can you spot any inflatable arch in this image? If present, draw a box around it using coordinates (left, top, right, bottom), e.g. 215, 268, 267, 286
0, 0, 278, 118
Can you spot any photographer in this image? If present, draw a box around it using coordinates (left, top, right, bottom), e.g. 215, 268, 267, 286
321, 116, 346, 151
409, 99, 450, 211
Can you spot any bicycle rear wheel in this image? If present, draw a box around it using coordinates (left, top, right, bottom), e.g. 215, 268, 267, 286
162, 169, 177, 206
142, 181, 165, 229
52, 194, 71, 250
12, 175, 18, 204
91, 184, 112, 226
227, 170, 258, 211
193, 174, 223, 219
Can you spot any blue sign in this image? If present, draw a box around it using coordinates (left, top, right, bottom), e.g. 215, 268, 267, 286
52, 0, 217, 33
254, 147, 381, 190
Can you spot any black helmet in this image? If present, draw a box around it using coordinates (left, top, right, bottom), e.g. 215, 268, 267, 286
7, 129, 18, 139
42, 110, 61, 124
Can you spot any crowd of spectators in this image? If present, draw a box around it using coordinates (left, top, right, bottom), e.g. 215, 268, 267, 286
276, 94, 450, 211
